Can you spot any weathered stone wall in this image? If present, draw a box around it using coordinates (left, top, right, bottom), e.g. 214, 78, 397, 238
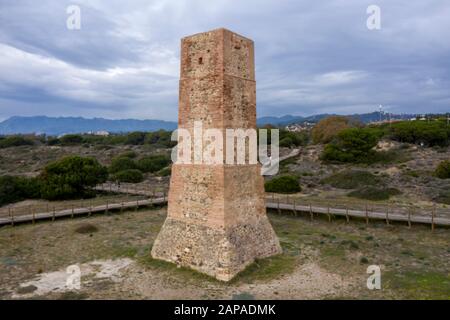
151, 28, 281, 281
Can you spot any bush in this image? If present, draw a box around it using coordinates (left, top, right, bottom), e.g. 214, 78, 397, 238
264, 175, 301, 193
435, 190, 450, 205
279, 130, 309, 147
321, 170, 381, 189
40, 156, 108, 200
435, 160, 450, 179
389, 121, 449, 147
137, 155, 171, 173
59, 134, 84, 145
321, 128, 382, 163
0, 175, 41, 206
144, 130, 175, 148
125, 132, 146, 145
109, 156, 137, 173
112, 169, 144, 183
119, 151, 138, 159
0, 136, 34, 148
312, 116, 360, 144
348, 186, 401, 201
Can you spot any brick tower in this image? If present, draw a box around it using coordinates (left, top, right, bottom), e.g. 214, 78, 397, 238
151, 28, 281, 281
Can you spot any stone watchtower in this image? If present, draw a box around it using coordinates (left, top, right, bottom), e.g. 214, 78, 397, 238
151, 28, 281, 281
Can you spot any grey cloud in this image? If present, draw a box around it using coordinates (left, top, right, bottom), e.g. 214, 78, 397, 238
0, 0, 449, 121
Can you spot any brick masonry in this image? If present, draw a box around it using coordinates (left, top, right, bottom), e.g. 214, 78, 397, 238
151, 28, 282, 281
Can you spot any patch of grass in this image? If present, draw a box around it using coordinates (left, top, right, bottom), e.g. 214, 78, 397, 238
369, 149, 411, 164
74, 223, 98, 234
58, 291, 89, 300
435, 190, 450, 205
321, 170, 381, 189
384, 271, 450, 300
16, 285, 37, 294
111, 246, 139, 258
234, 253, 297, 283
348, 186, 402, 201
232, 292, 255, 300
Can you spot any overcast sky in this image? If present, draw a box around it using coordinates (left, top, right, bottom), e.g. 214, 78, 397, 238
0, 0, 449, 121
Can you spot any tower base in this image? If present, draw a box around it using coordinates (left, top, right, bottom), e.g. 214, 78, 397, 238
151, 216, 281, 281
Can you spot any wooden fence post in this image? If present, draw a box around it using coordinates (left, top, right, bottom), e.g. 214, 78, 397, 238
431, 205, 435, 232
309, 204, 313, 221
365, 203, 369, 225
71, 205, 74, 219
106, 200, 109, 214
32, 207, 36, 225
407, 207, 412, 229
89, 200, 92, 217
135, 199, 139, 211
52, 206, 56, 222
9, 207, 14, 227
345, 206, 349, 223
120, 202, 124, 213
385, 204, 390, 225
327, 203, 331, 222
292, 199, 297, 216
277, 198, 281, 214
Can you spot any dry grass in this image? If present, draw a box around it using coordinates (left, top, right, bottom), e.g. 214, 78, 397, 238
0, 207, 448, 299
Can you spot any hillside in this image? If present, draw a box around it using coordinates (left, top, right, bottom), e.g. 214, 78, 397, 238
0, 116, 177, 135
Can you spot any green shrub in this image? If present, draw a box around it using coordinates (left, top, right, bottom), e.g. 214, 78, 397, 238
389, 121, 449, 147
321, 170, 381, 189
321, 128, 382, 163
46, 137, 60, 145
264, 175, 301, 193
0, 175, 41, 206
137, 155, 171, 173
435, 160, 450, 179
112, 169, 144, 183
348, 186, 401, 201
109, 156, 137, 173
125, 132, 146, 145
435, 190, 450, 205
59, 134, 84, 145
119, 151, 138, 159
144, 130, 175, 148
40, 156, 108, 200
0, 136, 34, 148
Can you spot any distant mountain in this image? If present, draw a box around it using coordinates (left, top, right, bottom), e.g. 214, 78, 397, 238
0, 116, 177, 136
0, 112, 428, 135
257, 112, 418, 126
257, 113, 335, 126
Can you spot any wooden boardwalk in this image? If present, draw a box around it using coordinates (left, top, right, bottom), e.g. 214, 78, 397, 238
1, 196, 449, 229
0, 197, 166, 226
265, 201, 450, 227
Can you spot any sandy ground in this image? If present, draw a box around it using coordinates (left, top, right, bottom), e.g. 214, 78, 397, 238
0, 208, 448, 300
10, 257, 354, 300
